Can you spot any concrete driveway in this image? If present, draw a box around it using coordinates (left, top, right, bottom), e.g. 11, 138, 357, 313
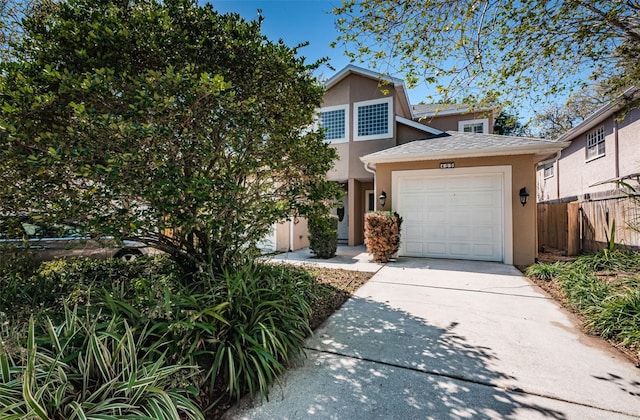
227, 257, 640, 419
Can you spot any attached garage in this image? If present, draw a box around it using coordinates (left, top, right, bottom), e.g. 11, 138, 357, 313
393, 166, 512, 263
360, 131, 568, 266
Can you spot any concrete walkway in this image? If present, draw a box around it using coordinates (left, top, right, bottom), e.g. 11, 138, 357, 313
228, 250, 640, 419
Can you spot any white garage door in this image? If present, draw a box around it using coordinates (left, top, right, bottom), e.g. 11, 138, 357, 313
394, 168, 509, 262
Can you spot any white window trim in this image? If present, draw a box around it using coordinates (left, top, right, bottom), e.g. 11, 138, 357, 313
585, 125, 605, 162
458, 118, 489, 134
354, 97, 394, 141
319, 104, 349, 144
543, 162, 554, 179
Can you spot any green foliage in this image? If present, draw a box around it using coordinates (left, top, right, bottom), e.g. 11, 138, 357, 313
333, 1, 640, 109
364, 211, 402, 263
0, 257, 323, 412
0, 0, 339, 274
525, 261, 568, 281
0, 255, 179, 322
492, 111, 530, 136
308, 212, 339, 259
528, 250, 640, 351
210, 264, 314, 402
0, 312, 204, 419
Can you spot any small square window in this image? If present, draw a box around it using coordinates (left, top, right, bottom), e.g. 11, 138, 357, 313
543, 163, 554, 179
586, 126, 605, 160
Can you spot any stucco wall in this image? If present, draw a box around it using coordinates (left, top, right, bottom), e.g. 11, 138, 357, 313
536, 162, 559, 202
617, 108, 640, 179
374, 154, 537, 266
275, 218, 310, 252
558, 117, 618, 199
418, 111, 496, 134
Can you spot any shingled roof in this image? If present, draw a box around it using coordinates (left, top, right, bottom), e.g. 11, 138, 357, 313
360, 131, 569, 165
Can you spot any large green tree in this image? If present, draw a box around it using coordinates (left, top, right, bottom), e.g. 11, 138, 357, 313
0, 0, 339, 273
333, 1, 640, 107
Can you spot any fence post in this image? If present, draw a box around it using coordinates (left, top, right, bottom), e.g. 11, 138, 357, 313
567, 201, 580, 255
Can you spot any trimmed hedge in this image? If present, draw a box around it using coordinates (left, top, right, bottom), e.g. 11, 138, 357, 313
364, 211, 402, 262
309, 213, 339, 259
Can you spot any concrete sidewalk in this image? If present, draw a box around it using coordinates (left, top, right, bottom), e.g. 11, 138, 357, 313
228, 255, 640, 419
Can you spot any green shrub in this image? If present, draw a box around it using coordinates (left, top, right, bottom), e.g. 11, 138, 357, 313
364, 211, 403, 262
0, 255, 180, 324
525, 261, 568, 281
309, 213, 338, 259
210, 264, 315, 402
0, 310, 204, 419
528, 250, 640, 353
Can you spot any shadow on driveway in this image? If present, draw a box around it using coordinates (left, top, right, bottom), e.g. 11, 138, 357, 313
229, 297, 569, 419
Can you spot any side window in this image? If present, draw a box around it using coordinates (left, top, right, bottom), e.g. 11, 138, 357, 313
543, 163, 554, 179
586, 126, 605, 160
459, 118, 489, 134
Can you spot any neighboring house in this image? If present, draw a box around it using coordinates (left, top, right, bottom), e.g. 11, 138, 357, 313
319, 65, 498, 247
536, 88, 640, 203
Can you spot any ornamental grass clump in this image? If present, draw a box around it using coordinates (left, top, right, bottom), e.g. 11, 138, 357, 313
364, 211, 403, 262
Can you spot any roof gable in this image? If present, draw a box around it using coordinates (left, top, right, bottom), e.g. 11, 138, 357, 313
558, 87, 639, 142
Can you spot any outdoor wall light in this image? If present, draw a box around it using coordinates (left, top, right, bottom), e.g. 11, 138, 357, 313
379, 191, 387, 208
519, 187, 530, 207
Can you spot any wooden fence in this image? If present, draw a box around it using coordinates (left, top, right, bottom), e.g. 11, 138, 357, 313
538, 196, 640, 255
580, 196, 640, 252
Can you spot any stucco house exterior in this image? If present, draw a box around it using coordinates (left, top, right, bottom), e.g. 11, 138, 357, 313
268, 65, 567, 266
319, 65, 497, 247
360, 132, 567, 266
536, 88, 640, 203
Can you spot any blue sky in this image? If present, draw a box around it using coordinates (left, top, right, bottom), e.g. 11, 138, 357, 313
208, 0, 433, 105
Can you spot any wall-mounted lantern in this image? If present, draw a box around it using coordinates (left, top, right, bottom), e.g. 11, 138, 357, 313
519, 187, 530, 207
379, 191, 387, 208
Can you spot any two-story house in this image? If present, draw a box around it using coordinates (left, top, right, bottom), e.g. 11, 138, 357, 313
270, 65, 565, 266
537, 88, 640, 203
535, 88, 640, 253
320, 65, 498, 246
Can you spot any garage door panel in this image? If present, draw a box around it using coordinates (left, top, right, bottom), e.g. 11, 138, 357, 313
404, 226, 423, 240
405, 242, 424, 254
396, 170, 504, 262
424, 225, 446, 240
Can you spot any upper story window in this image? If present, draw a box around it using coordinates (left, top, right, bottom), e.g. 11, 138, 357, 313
319, 104, 349, 143
543, 162, 554, 179
354, 97, 393, 141
459, 118, 489, 134
586, 126, 605, 161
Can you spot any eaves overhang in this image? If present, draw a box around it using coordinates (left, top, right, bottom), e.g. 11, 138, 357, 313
360, 142, 570, 168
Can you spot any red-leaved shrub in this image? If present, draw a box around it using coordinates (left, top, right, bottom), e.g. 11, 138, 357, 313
364, 211, 403, 262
